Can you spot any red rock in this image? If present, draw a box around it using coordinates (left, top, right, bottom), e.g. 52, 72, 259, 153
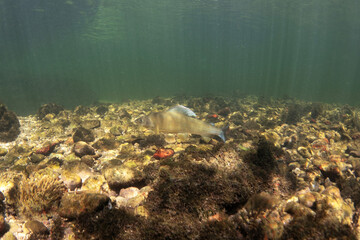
35, 141, 61, 156
153, 148, 174, 160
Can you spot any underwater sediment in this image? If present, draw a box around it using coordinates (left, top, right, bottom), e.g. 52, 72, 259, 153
0, 95, 360, 239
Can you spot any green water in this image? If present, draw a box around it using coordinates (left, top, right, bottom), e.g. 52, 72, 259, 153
0, 0, 359, 115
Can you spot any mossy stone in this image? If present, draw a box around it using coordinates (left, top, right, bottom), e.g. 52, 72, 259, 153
0, 147, 7, 156
58, 192, 110, 219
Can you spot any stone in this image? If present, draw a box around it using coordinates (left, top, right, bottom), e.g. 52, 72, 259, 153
349, 150, 360, 158
24, 220, 49, 235
110, 126, 123, 136
0, 147, 8, 156
73, 127, 95, 143
0, 104, 20, 142
29, 153, 46, 163
74, 105, 91, 115
96, 105, 108, 115
81, 120, 101, 129
58, 192, 110, 219
0, 215, 8, 235
92, 136, 119, 150
119, 187, 140, 199
73, 141, 95, 157
104, 166, 144, 191
81, 155, 95, 167
37, 103, 64, 120
82, 175, 107, 192
298, 192, 316, 208
1, 232, 17, 240
61, 171, 82, 191
297, 147, 311, 158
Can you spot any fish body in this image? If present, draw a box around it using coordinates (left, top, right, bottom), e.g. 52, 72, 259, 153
138, 105, 227, 142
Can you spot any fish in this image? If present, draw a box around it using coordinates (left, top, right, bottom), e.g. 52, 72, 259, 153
136, 105, 227, 142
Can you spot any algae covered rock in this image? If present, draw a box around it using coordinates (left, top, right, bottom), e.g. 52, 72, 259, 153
93, 135, 119, 150
103, 164, 144, 192
0, 147, 8, 156
81, 119, 101, 129
73, 127, 95, 143
37, 103, 64, 120
0, 104, 20, 142
58, 192, 110, 219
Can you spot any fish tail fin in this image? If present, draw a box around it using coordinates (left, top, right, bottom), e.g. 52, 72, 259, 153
219, 124, 229, 142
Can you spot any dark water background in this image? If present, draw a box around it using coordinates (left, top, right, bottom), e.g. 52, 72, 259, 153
0, 0, 359, 115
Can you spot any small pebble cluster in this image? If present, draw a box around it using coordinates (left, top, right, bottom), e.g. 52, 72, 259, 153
0, 96, 360, 239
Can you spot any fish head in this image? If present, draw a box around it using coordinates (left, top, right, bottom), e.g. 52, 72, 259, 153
135, 115, 154, 128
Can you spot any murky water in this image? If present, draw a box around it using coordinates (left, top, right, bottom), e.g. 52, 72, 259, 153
0, 0, 359, 114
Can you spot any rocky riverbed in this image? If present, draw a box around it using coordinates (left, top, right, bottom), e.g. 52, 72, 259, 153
1, 95, 360, 239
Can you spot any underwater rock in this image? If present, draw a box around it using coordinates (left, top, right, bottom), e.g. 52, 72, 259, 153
218, 106, 231, 117
37, 103, 64, 120
1, 232, 16, 240
29, 153, 46, 163
58, 192, 110, 219
138, 134, 166, 148
0, 173, 23, 206
119, 187, 140, 199
103, 165, 144, 192
95, 105, 108, 115
92, 135, 119, 150
297, 146, 312, 158
0, 147, 8, 156
81, 155, 95, 167
35, 141, 61, 156
61, 171, 82, 191
110, 126, 123, 136
349, 150, 360, 158
0, 191, 4, 214
24, 220, 49, 236
0, 104, 20, 142
0, 215, 8, 236
153, 148, 175, 160
74, 105, 91, 116
244, 192, 279, 214
73, 127, 95, 143
82, 175, 108, 193
73, 141, 95, 157
81, 119, 101, 129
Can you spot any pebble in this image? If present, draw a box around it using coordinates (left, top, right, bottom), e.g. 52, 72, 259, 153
297, 147, 311, 158
24, 220, 49, 235
110, 126, 123, 136
119, 187, 139, 199
29, 153, 45, 163
298, 192, 316, 208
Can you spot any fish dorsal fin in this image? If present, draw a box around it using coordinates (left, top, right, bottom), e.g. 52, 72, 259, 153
168, 105, 196, 117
